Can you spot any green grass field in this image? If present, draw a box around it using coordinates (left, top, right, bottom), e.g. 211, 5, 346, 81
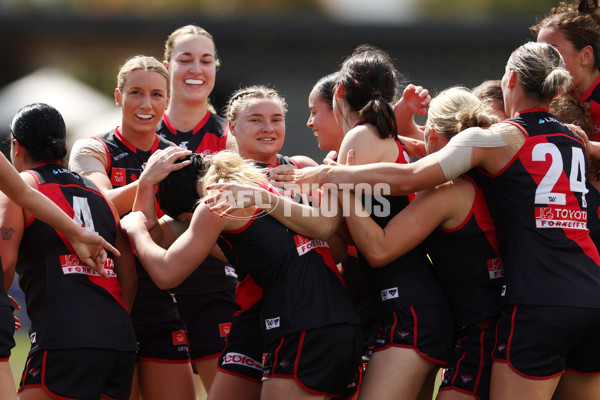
9, 330, 29, 386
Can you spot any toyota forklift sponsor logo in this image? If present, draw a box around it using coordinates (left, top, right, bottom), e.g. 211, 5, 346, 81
487, 257, 504, 279
294, 234, 329, 256
535, 207, 587, 230
61, 255, 116, 278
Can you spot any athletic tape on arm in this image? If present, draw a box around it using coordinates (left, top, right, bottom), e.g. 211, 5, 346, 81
434, 127, 508, 181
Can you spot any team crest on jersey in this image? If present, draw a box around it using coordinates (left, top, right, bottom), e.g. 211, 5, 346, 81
535, 207, 587, 230
396, 329, 411, 339
381, 287, 399, 301
487, 257, 504, 279
293, 234, 329, 256
60, 255, 116, 278
265, 317, 280, 330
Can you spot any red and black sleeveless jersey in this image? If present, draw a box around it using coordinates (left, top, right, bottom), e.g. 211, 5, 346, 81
219, 155, 302, 318
218, 209, 360, 342
157, 113, 238, 295
481, 109, 600, 307
16, 163, 136, 352
156, 112, 227, 155
94, 128, 179, 324
93, 127, 173, 201
424, 175, 503, 327
580, 75, 600, 141
357, 138, 449, 316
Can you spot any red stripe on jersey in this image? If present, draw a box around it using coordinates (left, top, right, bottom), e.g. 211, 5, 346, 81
192, 134, 227, 154
314, 246, 345, 287
395, 138, 416, 201
519, 135, 600, 264
472, 187, 502, 257
192, 111, 211, 134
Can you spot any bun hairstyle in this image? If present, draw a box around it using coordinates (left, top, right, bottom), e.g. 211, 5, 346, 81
10, 103, 67, 163
202, 151, 267, 197
156, 153, 207, 219
506, 42, 572, 102
337, 44, 400, 139
427, 87, 499, 139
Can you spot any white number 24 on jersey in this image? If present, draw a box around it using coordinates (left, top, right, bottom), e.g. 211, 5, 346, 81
533, 143, 587, 207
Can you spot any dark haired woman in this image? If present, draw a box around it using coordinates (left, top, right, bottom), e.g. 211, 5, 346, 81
0, 103, 137, 400
329, 44, 454, 400
532, 0, 600, 140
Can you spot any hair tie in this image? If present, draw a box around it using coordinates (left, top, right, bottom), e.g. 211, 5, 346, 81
372, 91, 383, 99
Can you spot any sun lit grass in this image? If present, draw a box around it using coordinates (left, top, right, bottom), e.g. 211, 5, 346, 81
9, 330, 29, 387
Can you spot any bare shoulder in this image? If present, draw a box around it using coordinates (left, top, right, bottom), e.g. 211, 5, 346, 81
19, 171, 37, 188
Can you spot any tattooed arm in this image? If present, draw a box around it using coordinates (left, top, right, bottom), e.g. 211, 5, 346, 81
0, 187, 24, 291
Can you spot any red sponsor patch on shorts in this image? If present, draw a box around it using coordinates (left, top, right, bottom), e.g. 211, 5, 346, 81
172, 330, 187, 345
219, 323, 231, 338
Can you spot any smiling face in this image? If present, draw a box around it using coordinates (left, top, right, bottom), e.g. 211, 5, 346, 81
115, 70, 169, 136
307, 87, 344, 152
230, 98, 285, 164
167, 33, 217, 105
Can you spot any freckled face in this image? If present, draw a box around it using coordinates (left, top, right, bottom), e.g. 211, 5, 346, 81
231, 98, 285, 165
